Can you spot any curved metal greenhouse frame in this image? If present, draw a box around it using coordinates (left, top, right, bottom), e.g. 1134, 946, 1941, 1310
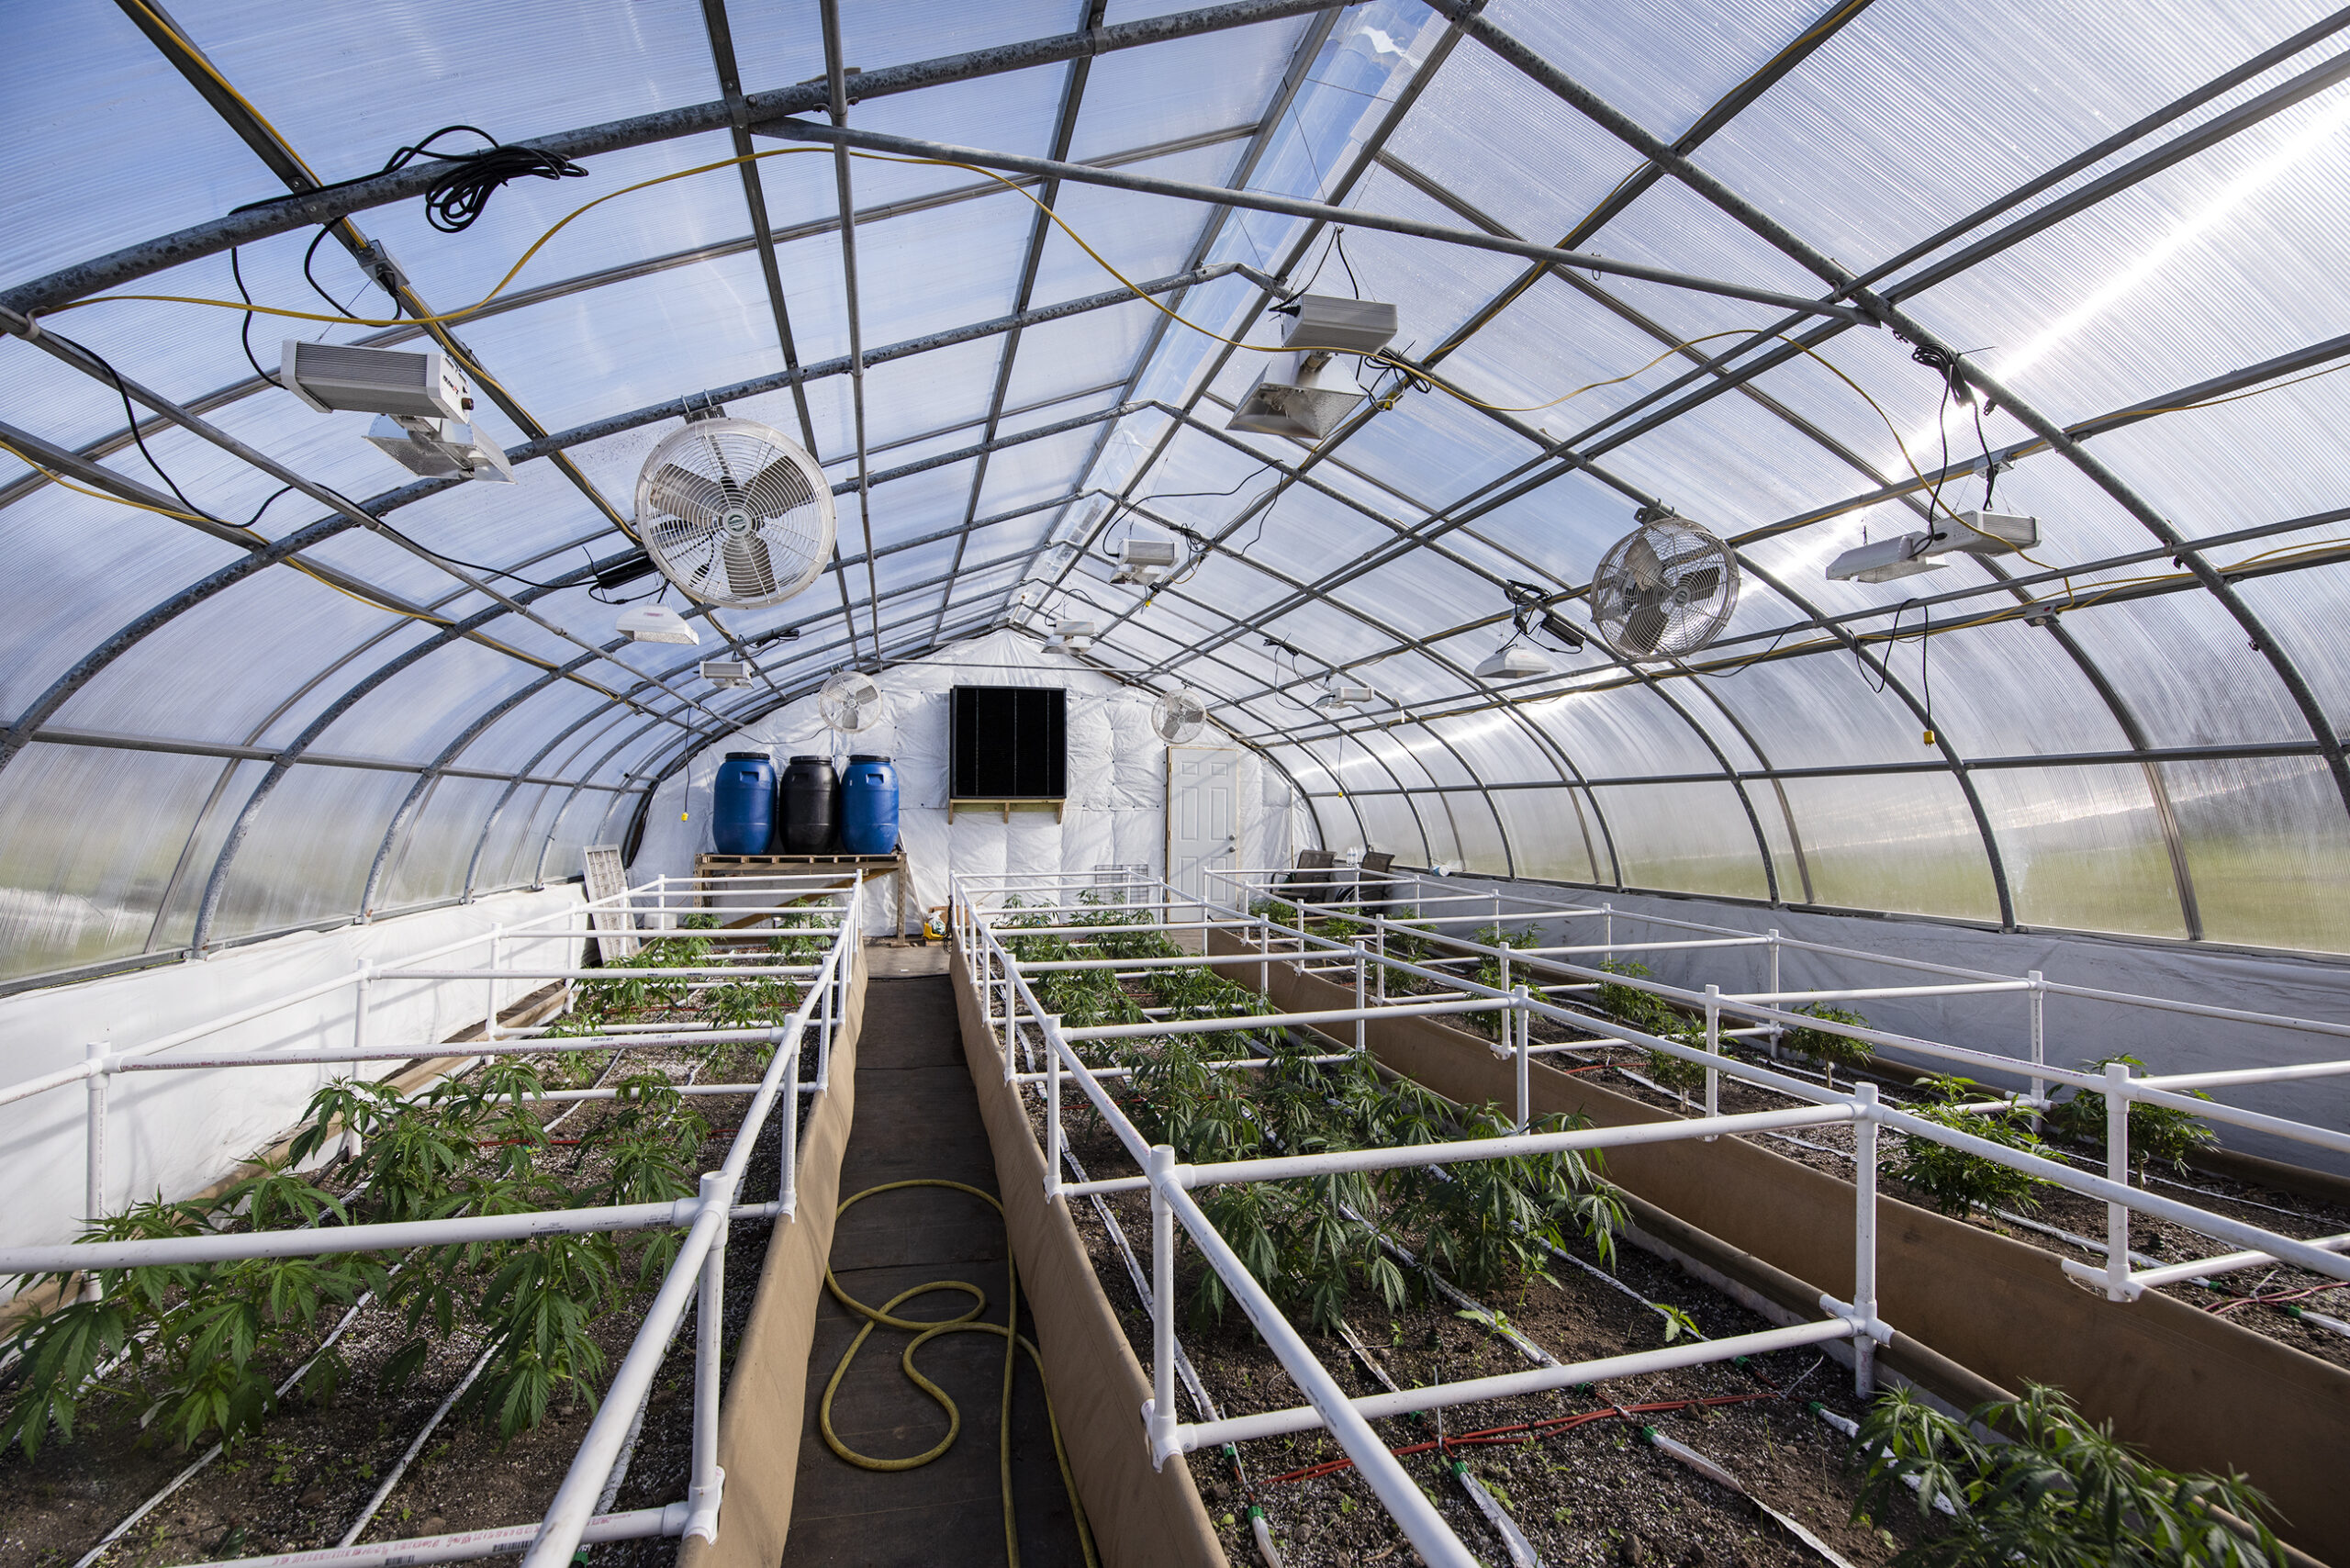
8, 0, 2350, 991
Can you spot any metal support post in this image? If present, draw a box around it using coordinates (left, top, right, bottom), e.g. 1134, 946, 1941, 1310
1512, 986, 1531, 1133
1764, 932, 1781, 1058
820, 949, 836, 1091
1602, 902, 1613, 953
2105, 1059, 2133, 1301
1146, 1145, 1179, 1468
352, 962, 373, 1058
1259, 916, 1270, 996
2028, 970, 2046, 1114
1046, 1019, 1064, 1199
685, 1172, 729, 1543
84, 1042, 109, 1225
485, 924, 504, 1039
1354, 939, 1368, 1055
1703, 985, 1721, 1137
1852, 1082, 1880, 1395
1373, 919, 1387, 1003
781, 1028, 801, 1219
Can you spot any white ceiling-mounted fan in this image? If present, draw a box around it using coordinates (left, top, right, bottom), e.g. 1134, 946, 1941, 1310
1588, 510, 1740, 659
634, 418, 834, 608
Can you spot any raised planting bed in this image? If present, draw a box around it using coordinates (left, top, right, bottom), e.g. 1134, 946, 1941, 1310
0, 916, 846, 1568
1198, 922, 2346, 1563
1253, 909, 2350, 1376
991, 905, 1933, 1567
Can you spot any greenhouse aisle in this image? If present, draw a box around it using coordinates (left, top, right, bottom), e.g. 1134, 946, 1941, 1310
782, 962, 1088, 1567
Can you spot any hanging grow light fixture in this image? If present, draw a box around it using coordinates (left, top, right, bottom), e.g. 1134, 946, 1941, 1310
1827, 510, 2040, 583
1227, 296, 1400, 442
616, 604, 699, 644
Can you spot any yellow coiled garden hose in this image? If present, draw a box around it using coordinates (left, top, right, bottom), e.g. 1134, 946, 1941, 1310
819, 1181, 1100, 1568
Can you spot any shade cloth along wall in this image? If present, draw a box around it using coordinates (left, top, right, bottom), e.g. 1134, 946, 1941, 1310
0, 885, 585, 1260
1434, 875, 2350, 1176
632, 631, 1295, 928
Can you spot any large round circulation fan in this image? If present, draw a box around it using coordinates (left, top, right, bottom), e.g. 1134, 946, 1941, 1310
818, 669, 884, 734
1152, 688, 1208, 744
1588, 513, 1740, 659
634, 418, 834, 608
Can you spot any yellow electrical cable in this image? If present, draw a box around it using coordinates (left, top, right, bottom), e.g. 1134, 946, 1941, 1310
124, 0, 327, 185
31, 146, 1296, 351
1366, 331, 1760, 414
819, 1181, 1100, 1568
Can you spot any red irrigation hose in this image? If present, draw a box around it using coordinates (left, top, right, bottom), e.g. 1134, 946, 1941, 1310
2207, 1279, 2348, 1315
1262, 1388, 1780, 1486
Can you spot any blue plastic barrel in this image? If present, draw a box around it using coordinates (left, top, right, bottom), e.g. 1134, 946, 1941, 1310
712, 752, 777, 854
840, 755, 900, 855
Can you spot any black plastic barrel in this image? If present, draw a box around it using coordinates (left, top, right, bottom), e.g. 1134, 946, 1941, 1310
712, 753, 777, 854
779, 755, 840, 852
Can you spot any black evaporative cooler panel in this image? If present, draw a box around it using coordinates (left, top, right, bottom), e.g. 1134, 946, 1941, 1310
950, 686, 1067, 798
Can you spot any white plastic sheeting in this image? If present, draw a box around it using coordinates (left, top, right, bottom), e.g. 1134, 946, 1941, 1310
632, 630, 1294, 928
1437, 875, 2350, 1177
0, 885, 582, 1258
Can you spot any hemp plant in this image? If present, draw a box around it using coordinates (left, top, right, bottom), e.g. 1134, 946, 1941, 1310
1849, 1383, 2283, 1566
1785, 1003, 1873, 1088
2044, 1054, 2218, 1179
1891, 1076, 2053, 1216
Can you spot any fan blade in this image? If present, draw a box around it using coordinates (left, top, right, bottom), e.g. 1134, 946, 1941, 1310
643, 463, 729, 523
1622, 602, 1669, 655
722, 534, 779, 599
1624, 535, 1668, 592
1675, 566, 1721, 602
743, 454, 817, 520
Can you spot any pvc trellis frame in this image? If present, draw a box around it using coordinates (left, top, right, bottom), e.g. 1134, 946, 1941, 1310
0, 870, 867, 1568
952, 868, 2350, 1568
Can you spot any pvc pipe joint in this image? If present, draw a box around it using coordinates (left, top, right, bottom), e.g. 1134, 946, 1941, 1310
683, 1467, 725, 1544
1818, 1293, 1894, 1345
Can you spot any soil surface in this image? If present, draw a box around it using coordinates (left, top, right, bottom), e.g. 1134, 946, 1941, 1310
1364, 943, 2350, 1374
1043, 1097, 1931, 1568
0, 992, 818, 1568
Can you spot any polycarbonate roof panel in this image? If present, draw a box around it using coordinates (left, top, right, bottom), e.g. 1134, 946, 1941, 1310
13, 0, 2350, 979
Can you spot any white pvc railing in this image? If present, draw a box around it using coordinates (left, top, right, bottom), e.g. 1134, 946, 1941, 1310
953, 869, 2350, 1568
0, 869, 865, 1568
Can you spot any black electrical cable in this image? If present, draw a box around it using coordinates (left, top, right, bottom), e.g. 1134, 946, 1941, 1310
234, 125, 589, 237
1973, 399, 2000, 510
1296, 228, 1341, 295
301, 224, 370, 318
243, 485, 294, 531
54, 328, 207, 518
1333, 227, 1361, 300
229, 247, 272, 386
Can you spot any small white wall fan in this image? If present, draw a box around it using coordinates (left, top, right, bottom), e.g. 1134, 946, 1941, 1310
818, 669, 884, 734
634, 418, 834, 608
1152, 688, 1208, 744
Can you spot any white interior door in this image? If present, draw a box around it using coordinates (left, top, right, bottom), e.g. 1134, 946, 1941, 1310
1166, 746, 1239, 915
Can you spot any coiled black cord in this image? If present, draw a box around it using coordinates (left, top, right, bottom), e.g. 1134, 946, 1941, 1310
234, 124, 588, 238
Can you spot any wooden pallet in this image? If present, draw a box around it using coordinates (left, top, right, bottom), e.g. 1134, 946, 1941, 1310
692, 850, 912, 937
